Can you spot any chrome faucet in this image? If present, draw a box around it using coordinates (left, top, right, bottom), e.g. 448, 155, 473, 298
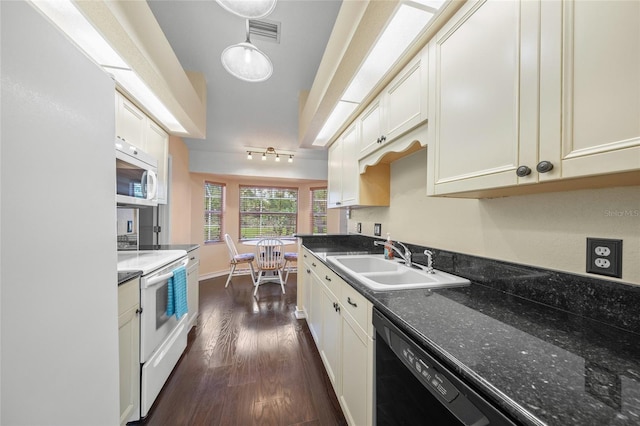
374, 240, 412, 266
423, 250, 435, 274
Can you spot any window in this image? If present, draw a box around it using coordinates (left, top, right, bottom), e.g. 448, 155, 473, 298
204, 182, 224, 243
240, 186, 298, 239
311, 187, 328, 234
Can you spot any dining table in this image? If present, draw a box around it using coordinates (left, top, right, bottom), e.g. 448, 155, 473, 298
241, 238, 297, 284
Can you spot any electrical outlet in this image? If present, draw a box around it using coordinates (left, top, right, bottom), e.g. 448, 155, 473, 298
356, 222, 362, 233
374, 223, 382, 236
586, 238, 622, 278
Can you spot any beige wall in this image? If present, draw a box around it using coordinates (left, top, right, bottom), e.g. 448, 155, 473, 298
168, 135, 193, 244
350, 149, 640, 285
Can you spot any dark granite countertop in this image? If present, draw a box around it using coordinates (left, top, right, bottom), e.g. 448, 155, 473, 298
302, 237, 640, 426
118, 271, 141, 286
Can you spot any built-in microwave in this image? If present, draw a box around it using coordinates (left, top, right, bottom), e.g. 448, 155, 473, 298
116, 141, 158, 207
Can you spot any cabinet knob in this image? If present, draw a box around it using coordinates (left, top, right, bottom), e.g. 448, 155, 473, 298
516, 166, 531, 177
536, 161, 554, 173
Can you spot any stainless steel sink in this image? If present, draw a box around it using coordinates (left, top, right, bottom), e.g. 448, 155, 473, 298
326, 254, 470, 291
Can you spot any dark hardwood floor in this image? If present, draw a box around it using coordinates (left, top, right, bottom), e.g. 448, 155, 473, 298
143, 273, 347, 426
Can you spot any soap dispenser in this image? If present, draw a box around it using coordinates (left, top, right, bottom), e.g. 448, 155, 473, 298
384, 233, 394, 259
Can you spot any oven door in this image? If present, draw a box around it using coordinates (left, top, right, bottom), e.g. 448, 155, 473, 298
373, 308, 517, 426
140, 258, 187, 362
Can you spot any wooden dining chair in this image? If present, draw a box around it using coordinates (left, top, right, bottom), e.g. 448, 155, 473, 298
254, 238, 286, 295
224, 233, 256, 287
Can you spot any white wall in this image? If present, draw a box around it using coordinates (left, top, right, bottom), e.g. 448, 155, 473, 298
1, 2, 120, 424
350, 150, 640, 285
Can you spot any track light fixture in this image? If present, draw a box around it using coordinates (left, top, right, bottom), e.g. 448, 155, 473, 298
247, 146, 293, 163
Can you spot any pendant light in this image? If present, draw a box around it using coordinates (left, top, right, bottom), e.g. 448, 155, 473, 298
221, 20, 273, 82
215, 0, 277, 19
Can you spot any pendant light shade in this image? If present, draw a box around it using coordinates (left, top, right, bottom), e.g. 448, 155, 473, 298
215, 0, 277, 19
221, 41, 273, 82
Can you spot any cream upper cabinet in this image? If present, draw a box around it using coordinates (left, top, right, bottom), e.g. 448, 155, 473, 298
328, 124, 390, 209
541, 0, 640, 181
115, 91, 170, 204
430, 0, 541, 195
358, 49, 428, 161
145, 120, 170, 204
429, 0, 640, 197
116, 92, 146, 149
358, 96, 384, 159
328, 125, 359, 208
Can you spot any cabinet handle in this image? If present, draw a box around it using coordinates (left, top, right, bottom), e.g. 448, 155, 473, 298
376, 137, 381, 143
325, 275, 332, 282
536, 161, 554, 173
135, 308, 143, 315
347, 297, 357, 308
336, 305, 341, 313
312, 262, 317, 267
304, 254, 308, 258
306, 269, 311, 274
380, 135, 386, 143
516, 166, 531, 177
190, 256, 196, 261
333, 302, 338, 310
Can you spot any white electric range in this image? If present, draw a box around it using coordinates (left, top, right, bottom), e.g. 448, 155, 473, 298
117, 249, 189, 421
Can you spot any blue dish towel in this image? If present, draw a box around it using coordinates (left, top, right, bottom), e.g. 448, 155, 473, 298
166, 265, 188, 319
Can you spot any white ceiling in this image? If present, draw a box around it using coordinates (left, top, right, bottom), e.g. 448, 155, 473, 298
148, 0, 343, 166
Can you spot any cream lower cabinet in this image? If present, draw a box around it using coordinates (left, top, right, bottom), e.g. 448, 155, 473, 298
429, 0, 640, 197
118, 277, 140, 426
303, 251, 374, 426
186, 247, 200, 331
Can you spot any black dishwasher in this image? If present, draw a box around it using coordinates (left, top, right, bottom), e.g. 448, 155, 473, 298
373, 308, 518, 426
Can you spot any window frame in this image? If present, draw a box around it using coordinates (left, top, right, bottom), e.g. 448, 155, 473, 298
204, 181, 225, 244
238, 185, 298, 240
310, 186, 328, 234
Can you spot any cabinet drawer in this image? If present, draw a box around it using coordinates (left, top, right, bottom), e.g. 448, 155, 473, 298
341, 282, 370, 334
187, 247, 200, 269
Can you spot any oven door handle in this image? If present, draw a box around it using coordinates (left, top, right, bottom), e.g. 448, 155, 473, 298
145, 272, 174, 288
144, 258, 189, 288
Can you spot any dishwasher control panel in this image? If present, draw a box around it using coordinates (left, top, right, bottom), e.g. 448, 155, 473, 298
399, 339, 460, 403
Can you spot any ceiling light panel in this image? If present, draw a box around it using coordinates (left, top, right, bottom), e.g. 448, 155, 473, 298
341, 4, 434, 103
314, 101, 359, 147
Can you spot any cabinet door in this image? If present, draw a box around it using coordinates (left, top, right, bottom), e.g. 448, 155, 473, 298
116, 93, 146, 149
321, 288, 342, 393
186, 260, 199, 330
118, 279, 140, 426
358, 97, 384, 159
341, 313, 372, 426
145, 120, 169, 204
432, 0, 540, 194
384, 51, 427, 143
327, 140, 343, 208
340, 125, 359, 206
548, 0, 640, 180
308, 273, 324, 346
